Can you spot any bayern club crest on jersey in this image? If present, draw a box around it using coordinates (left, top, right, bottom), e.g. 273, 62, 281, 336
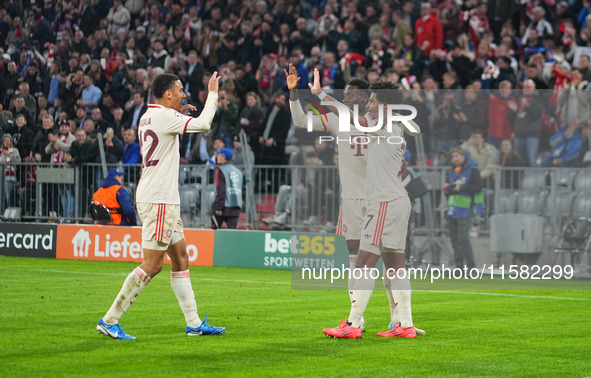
166, 229, 173, 238
343, 224, 347, 233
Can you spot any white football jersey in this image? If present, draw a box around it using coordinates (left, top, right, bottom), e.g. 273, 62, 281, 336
136, 95, 218, 204
290, 99, 368, 200
365, 115, 410, 202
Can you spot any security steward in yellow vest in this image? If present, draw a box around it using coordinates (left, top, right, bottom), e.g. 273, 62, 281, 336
93, 168, 137, 225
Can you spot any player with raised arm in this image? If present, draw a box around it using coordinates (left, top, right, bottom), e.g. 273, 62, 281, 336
309, 69, 420, 339
96, 72, 225, 339
287, 65, 424, 336
285, 63, 371, 331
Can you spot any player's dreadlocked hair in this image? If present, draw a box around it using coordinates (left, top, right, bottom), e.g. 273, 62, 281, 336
152, 73, 180, 99
369, 80, 403, 105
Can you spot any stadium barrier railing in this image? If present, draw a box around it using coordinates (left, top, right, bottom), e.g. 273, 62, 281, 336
0, 162, 587, 236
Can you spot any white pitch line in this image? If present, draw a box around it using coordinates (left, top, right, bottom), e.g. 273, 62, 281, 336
423, 290, 590, 301
0, 267, 589, 301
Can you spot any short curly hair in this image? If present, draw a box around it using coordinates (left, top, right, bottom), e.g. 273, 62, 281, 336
369, 80, 403, 105
152, 73, 180, 99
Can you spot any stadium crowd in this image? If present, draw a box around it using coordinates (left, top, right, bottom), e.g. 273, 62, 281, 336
1, 0, 591, 219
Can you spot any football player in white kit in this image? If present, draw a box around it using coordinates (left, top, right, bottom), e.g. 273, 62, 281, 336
96, 72, 225, 339
285, 64, 372, 331
307, 70, 422, 339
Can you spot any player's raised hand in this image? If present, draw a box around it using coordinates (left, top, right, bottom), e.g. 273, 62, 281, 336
283, 63, 300, 91
181, 104, 197, 113
209, 71, 222, 92
308, 68, 322, 96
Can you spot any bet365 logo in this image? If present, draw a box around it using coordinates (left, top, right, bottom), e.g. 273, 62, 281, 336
264, 233, 335, 255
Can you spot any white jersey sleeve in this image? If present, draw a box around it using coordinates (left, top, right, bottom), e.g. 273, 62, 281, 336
290, 99, 339, 133
163, 92, 218, 135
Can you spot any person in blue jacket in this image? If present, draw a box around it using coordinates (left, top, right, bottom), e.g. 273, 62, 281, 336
121, 129, 141, 166
543, 117, 583, 167
444, 147, 484, 269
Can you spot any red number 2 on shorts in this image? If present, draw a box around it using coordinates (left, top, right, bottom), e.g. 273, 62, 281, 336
139, 129, 160, 167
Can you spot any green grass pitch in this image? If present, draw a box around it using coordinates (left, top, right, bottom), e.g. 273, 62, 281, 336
1, 256, 590, 377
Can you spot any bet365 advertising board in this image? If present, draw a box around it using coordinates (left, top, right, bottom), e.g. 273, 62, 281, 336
213, 230, 349, 270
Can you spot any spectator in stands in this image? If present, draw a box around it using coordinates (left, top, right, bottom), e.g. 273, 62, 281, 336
64, 128, 95, 213
414, 2, 443, 56
82, 119, 97, 139
65, 129, 94, 166
121, 128, 141, 167
211, 148, 243, 229
485, 80, 516, 148
391, 11, 412, 55
106, 0, 131, 37
58, 70, 84, 116
319, 52, 344, 90
364, 38, 392, 76
257, 54, 283, 107
232, 139, 255, 166
525, 63, 547, 89
494, 57, 517, 89
210, 88, 239, 148
91, 127, 123, 164
456, 84, 488, 141
442, 71, 462, 92
92, 168, 136, 226
448, 41, 475, 88
18, 82, 37, 118
521, 6, 553, 46
444, 146, 483, 269
10, 95, 34, 130
1, 134, 20, 207
90, 107, 109, 134
513, 79, 544, 167
2, 61, 20, 107
461, 131, 497, 181
433, 92, 462, 153
395, 34, 424, 78
78, 75, 103, 115
579, 55, 591, 83
181, 50, 205, 102
497, 139, 524, 189
111, 107, 128, 138
45, 120, 75, 218
557, 69, 590, 126
260, 92, 290, 165
239, 92, 265, 164
543, 117, 584, 167
124, 91, 147, 131
27, 114, 55, 163
8, 113, 35, 159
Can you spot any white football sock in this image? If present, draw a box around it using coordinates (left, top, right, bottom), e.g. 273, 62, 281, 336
383, 263, 399, 325
171, 270, 202, 328
391, 273, 413, 328
348, 268, 375, 328
348, 255, 365, 327
103, 267, 151, 325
